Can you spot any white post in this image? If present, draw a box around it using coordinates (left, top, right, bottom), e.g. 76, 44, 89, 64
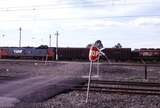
55, 31, 59, 60
97, 58, 100, 76
19, 27, 22, 47
45, 54, 48, 65
49, 34, 51, 47
86, 61, 93, 103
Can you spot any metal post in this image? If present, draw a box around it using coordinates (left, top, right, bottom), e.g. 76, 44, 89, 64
145, 64, 147, 79
45, 54, 48, 65
86, 61, 93, 103
97, 58, 100, 76
55, 31, 59, 60
19, 27, 22, 47
49, 34, 51, 47
1, 34, 5, 46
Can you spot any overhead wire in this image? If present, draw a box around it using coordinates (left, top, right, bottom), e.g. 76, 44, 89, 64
0, 1, 159, 12
0, 0, 159, 22
0, 15, 160, 22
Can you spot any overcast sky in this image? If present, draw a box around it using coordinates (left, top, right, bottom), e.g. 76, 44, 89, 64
0, 0, 160, 49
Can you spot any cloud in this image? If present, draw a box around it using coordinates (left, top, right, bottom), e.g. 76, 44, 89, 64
0, 0, 160, 48
130, 17, 160, 26
62, 20, 125, 30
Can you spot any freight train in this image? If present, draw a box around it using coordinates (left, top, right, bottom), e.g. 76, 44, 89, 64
0, 46, 160, 62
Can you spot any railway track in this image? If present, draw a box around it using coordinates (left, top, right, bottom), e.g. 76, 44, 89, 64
73, 80, 160, 95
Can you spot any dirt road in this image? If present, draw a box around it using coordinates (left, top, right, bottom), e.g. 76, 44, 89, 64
0, 61, 89, 107
0, 75, 87, 107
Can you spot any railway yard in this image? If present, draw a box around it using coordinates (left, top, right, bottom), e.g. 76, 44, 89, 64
0, 0, 159, 107
0, 60, 160, 108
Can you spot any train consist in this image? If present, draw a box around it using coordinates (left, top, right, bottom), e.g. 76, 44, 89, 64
0, 47, 160, 62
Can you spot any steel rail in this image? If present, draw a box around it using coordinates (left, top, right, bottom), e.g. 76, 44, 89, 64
75, 88, 160, 95
104, 63, 160, 67
91, 80, 160, 87
0, 59, 160, 67
75, 85, 160, 92
73, 80, 160, 95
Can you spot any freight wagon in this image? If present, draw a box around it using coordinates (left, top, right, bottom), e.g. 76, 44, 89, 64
139, 48, 160, 61
57, 47, 131, 62
105, 48, 131, 62
58, 47, 89, 61
0, 48, 9, 59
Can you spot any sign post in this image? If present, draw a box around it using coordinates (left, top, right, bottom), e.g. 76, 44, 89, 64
97, 58, 100, 76
86, 61, 93, 103
86, 46, 100, 103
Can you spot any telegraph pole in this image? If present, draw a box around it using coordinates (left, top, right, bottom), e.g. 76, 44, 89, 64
55, 31, 59, 60
19, 27, 22, 47
0, 34, 5, 47
49, 34, 51, 47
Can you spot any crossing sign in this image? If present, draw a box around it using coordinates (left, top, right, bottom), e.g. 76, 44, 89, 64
89, 46, 100, 62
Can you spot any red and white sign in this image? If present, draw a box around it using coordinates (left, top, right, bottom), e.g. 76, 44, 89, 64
89, 46, 100, 62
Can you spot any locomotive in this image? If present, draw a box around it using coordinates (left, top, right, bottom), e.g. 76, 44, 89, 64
0, 46, 54, 60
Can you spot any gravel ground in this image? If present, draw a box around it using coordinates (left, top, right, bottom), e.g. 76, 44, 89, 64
0, 61, 89, 79
15, 91, 160, 108
98, 64, 160, 82
0, 61, 160, 108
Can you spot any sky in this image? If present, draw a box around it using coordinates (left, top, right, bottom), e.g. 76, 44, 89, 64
0, 0, 160, 49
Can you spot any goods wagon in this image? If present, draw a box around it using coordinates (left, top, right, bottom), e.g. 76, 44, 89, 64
140, 48, 160, 61
0, 48, 9, 58
58, 48, 89, 61
47, 48, 55, 60
105, 48, 131, 61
